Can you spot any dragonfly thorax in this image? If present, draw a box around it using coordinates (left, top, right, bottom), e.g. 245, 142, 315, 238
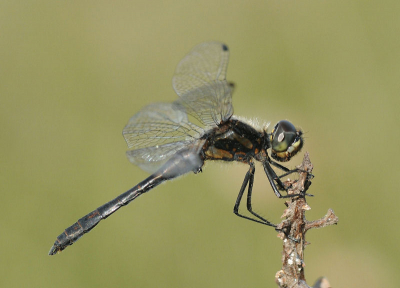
201, 119, 265, 164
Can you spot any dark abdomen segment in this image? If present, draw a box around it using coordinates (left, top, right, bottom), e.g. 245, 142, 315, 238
48, 149, 203, 255
48, 174, 163, 255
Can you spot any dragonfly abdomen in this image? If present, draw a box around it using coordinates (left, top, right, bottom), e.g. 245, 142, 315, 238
48, 176, 159, 255
48, 150, 203, 255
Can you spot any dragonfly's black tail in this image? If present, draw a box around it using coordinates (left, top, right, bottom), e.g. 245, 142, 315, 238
48, 149, 204, 255
48, 173, 164, 255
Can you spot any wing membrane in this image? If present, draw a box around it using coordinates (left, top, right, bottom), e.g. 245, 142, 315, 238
124, 42, 235, 173
126, 141, 193, 173
123, 102, 203, 172
173, 42, 233, 128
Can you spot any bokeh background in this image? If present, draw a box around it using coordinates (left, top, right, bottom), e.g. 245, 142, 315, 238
2, 1, 399, 287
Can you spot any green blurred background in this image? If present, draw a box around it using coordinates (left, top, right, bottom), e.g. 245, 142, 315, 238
1, 1, 399, 287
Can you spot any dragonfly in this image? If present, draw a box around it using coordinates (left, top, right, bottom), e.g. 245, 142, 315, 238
49, 42, 305, 255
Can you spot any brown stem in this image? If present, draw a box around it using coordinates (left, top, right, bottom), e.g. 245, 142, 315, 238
274, 152, 338, 288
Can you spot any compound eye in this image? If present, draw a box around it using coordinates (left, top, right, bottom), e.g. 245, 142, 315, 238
271, 120, 297, 152
270, 120, 303, 162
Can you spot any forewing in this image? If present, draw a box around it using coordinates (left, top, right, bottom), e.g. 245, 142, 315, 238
172, 42, 233, 128
122, 102, 203, 173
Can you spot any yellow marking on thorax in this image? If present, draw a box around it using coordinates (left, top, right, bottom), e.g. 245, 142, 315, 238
205, 146, 233, 159
233, 134, 253, 149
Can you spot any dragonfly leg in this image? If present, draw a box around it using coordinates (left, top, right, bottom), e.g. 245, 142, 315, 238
269, 160, 314, 196
246, 166, 271, 223
269, 160, 290, 173
233, 163, 299, 240
233, 162, 276, 227
264, 161, 305, 199
270, 160, 314, 180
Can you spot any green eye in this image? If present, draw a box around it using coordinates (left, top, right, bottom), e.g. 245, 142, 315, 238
270, 120, 303, 162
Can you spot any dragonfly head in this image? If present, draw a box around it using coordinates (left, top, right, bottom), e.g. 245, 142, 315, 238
269, 120, 303, 162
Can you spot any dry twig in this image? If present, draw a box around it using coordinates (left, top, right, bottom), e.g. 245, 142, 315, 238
274, 152, 338, 288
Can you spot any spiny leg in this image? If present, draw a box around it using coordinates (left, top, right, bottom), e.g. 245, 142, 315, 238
270, 160, 314, 180
269, 160, 314, 196
263, 162, 301, 240
269, 161, 300, 190
233, 163, 276, 227
246, 166, 274, 224
270, 160, 291, 173
263, 161, 306, 199
234, 162, 299, 241
263, 161, 288, 197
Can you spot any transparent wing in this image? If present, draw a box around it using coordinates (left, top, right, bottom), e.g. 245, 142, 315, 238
126, 142, 193, 173
172, 42, 234, 129
122, 102, 204, 173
